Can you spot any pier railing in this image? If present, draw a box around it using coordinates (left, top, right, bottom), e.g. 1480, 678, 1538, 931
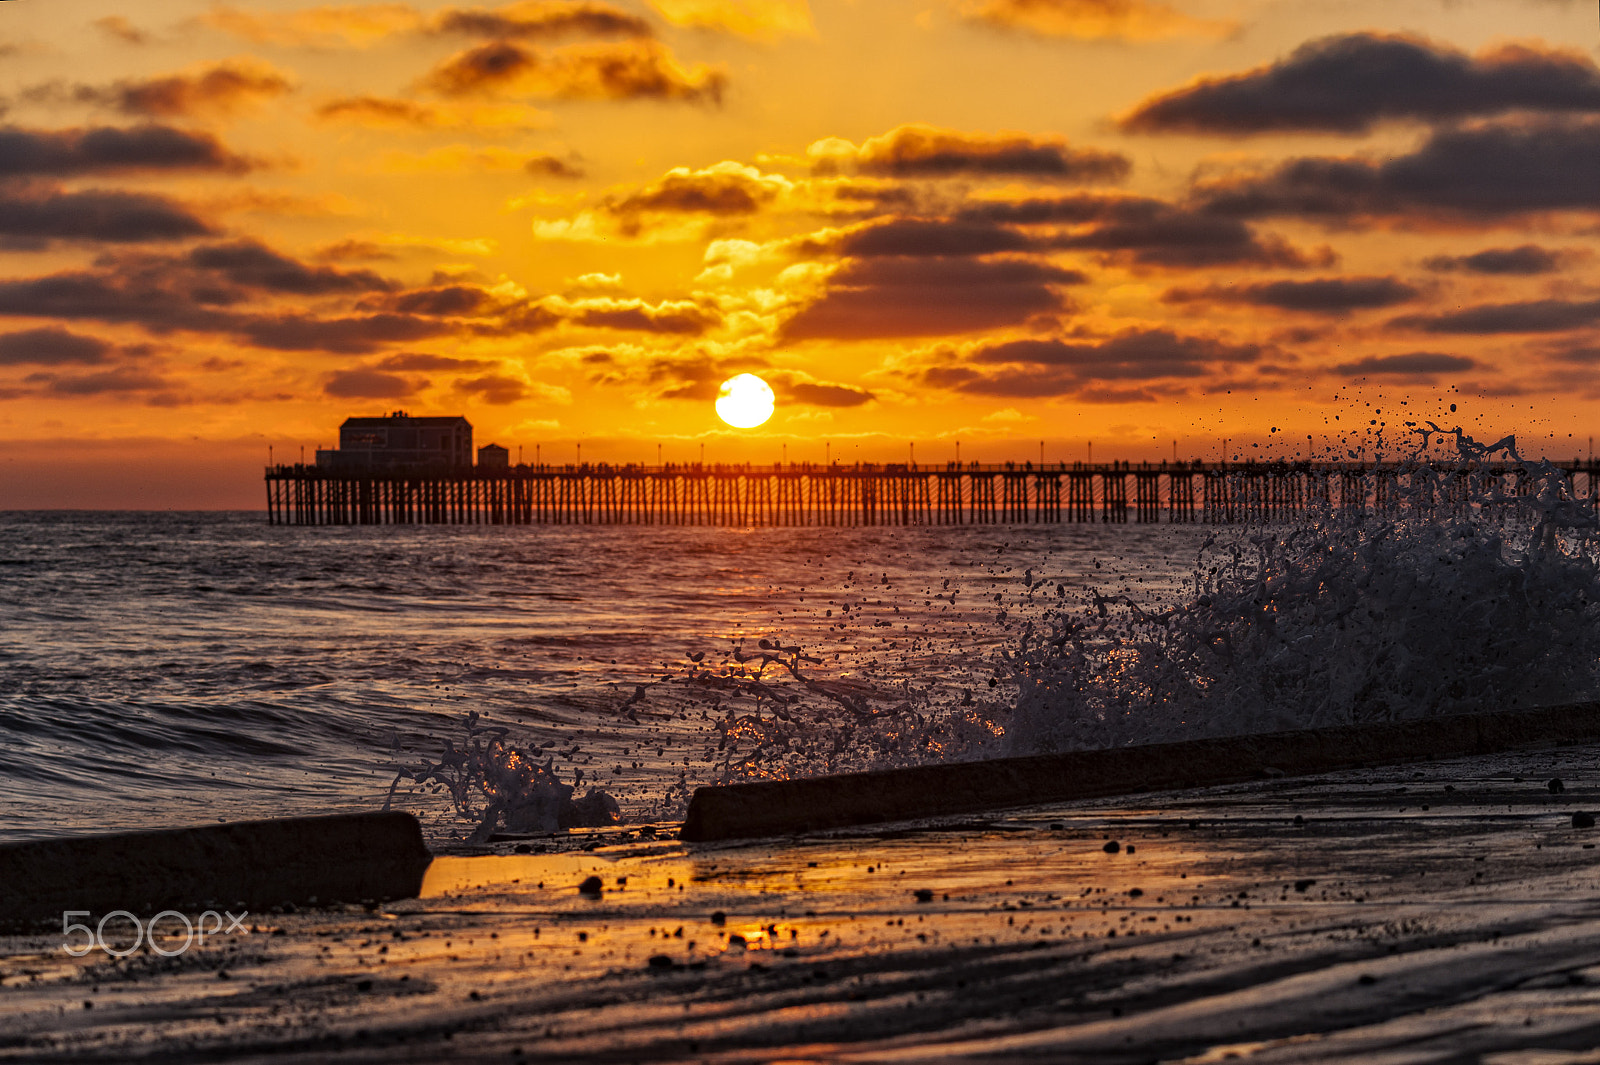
263, 460, 1600, 527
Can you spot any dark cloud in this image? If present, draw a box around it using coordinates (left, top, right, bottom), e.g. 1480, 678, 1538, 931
240, 314, 451, 353
526, 153, 585, 178
424, 39, 725, 103
1392, 297, 1600, 335
1164, 276, 1418, 313
0, 327, 112, 366
0, 270, 234, 331
325, 368, 422, 400
378, 353, 495, 371
44, 59, 294, 118
784, 256, 1079, 340
0, 187, 213, 246
954, 193, 1320, 267
828, 217, 1037, 258
1050, 204, 1315, 268
0, 125, 253, 177
784, 381, 874, 407
431, 2, 652, 40
0, 261, 449, 353
34, 367, 171, 395
186, 242, 394, 295
454, 373, 528, 404
1424, 244, 1567, 275
1199, 118, 1600, 220
1331, 352, 1476, 376
823, 124, 1130, 182
608, 166, 779, 218
910, 326, 1264, 397
381, 285, 494, 316
1122, 33, 1600, 136
971, 329, 1263, 380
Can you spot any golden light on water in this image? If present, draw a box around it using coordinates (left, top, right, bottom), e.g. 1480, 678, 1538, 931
716, 374, 776, 429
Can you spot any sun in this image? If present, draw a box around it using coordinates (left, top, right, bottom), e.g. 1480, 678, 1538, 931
715, 373, 775, 429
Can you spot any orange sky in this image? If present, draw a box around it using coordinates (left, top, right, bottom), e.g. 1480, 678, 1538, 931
2, 0, 1599, 507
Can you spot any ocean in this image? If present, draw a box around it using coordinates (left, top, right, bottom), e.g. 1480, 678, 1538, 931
0, 511, 1208, 844
6, 450, 1599, 847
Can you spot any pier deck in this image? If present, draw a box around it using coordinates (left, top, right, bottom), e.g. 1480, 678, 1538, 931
264, 460, 1600, 526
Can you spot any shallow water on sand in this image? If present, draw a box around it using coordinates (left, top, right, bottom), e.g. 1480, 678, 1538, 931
0, 511, 1207, 843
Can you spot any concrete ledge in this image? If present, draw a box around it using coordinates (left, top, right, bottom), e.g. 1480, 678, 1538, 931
682, 701, 1600, 842
0, 811, 431, 932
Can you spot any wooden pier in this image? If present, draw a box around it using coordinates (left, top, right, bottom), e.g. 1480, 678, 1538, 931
264, 460, 1600, 527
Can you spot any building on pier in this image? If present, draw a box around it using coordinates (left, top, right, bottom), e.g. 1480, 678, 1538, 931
476, 443, 509, 469
316, 411, 472, 470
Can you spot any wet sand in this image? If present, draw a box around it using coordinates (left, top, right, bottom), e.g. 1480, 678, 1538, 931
4, 741, 1599, 1063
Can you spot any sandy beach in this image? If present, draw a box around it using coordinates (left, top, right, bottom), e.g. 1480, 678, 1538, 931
3, 739, 1598, 1063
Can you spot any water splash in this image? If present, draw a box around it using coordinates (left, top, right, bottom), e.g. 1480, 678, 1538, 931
384, 711, 618, 842
1003, 430, 1600, 754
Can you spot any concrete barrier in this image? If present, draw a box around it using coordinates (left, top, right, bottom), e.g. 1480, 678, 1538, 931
0, 811, 431, 932
682, 702, 1600, 842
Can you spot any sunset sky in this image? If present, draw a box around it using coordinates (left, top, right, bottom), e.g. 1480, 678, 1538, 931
2, 0, 1599, 506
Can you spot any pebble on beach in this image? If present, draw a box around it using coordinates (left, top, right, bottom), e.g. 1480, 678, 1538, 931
578, 876, 603, 897
1549, 779, 1566, 794
1574, 812, 1596, 829
1103, 840, 1121, 854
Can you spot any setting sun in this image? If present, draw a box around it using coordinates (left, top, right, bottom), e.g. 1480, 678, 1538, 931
715, 374, 775, 429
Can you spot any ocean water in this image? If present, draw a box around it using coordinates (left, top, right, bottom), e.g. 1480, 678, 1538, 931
0, 512, 1206, 843
6, 441, 1599, 846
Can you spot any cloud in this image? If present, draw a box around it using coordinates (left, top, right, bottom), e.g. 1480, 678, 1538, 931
325, 367, 423, 399
565, 297, 723, 334
377, 352, 495, 371
909, 328, 1265, 398
1392, 297, 1600, 335
951, 193, 1326, 268
432, 0, 653, 39
609, 161, 785, 216
1423, 244, 1568, 275
187, 241, 395, 295
0, 125, 253, 177
1121, 34, 1600, 136
810, 124, 1129, 182
957, 0, 1233, 42
240, 313, 451, 353
783, 380, 873, 407
1049, 202, 1316, 269
0, 249, 449, 354
33, 367, 173, 396
1331, 352, 1476, 376
380, 285, 497, 316
0, 187, 214, 246
1198, 117, 1600, 221
526, 153, 585, 178
454, 373, 530, 404
826, 217, 1038, 258
424, 38, 726, 103
783, 255, 1079, 340
313, 95, 553, 130
540, 162, 788, 240
647, 0, 814, 41
93, 16, 150, 45
1164, 276, 1419, 314
50, 58, 295, 118
0, 327, 112, 366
